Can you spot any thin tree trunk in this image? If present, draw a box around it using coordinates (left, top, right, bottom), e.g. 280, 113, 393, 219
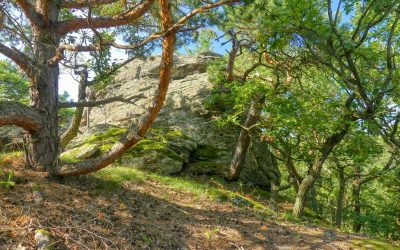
60, 68, 88, 149
309, 185, 319, 213
293, 174, 317, 217
85, 90, 96, 131
228, 94, 265, 180
225, 30, 239, 81
352, 165, 362, 233
336, 165, 346, 228
285, 155, 302, 192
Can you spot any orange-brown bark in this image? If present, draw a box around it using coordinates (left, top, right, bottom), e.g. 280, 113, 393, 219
15, 0, 44, 27
61, 0, 118, 9
0, 43, 30, 73
58, 0, 156, 34
0, 101, 43, 133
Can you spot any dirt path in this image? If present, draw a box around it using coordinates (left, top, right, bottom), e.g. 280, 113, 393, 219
0, 163, 395, 249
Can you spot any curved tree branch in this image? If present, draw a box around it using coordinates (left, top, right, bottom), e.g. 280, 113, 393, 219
0, 101, 43, 132
60, 68, 88, 150
15, 0, 44, 28
360, 151, 398, 185
61, 0, 118, 9
58, 94, 145, 108
0, 43, 30, 73
55, 0, 176, 176
58, 0, 156, 34
50, 0, 235, 64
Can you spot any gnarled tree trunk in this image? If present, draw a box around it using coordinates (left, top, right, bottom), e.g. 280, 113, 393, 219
25, 2, 61, 173
284, 155, 302, 192
225, 29, 239, 81
292, 126, 349, 218
292, 95, 355, 218
229, 94, 265, 180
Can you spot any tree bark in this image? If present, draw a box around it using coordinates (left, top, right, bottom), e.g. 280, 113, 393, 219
336, 165, 346, 228
284, 155, 302, 192
60, 69, 88, 150
0, 101, 43, 132
352, 165, 362, 233
228, 94, 266, 180
292, 174, 316, 217
225, 30, 239, 81
61, 0, 118, 9
293, 126, 349, 218
24, 2, 61, 173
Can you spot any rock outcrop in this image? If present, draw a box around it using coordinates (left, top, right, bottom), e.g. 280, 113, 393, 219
0, 126, 24, 151
61, 53, 275, 188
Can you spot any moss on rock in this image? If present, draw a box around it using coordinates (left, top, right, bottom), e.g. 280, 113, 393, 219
125, 139, 185, 163
192, 145, 219, 161
62, 126, 196, 175
186, 161, 226, 176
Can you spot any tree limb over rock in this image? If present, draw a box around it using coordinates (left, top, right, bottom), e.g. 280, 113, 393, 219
58, 94, 146, 108
0, 101, 43, 132
55, 0, 176, 177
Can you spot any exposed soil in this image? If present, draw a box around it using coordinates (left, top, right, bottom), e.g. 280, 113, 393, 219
0, 161, 390, 250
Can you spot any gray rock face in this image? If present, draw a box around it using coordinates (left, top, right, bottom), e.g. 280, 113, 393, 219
75, 144, 99, 159
80, 52, 272, 187
0, 125, 24, 151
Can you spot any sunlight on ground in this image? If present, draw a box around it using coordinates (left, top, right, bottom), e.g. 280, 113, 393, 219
351, 239, 400, 250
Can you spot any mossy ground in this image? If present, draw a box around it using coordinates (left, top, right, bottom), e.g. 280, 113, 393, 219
352, 238, 400, 250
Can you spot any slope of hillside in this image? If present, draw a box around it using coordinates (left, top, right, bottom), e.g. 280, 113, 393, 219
1, 153, 399, 249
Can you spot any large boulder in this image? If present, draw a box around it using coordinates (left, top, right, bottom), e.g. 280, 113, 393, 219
67, 53, 273, 188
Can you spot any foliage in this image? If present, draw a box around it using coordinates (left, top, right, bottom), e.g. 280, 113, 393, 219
205, 0, 400, 240
0, 169, 15, 189
185, 28, 218, 54
0, 60, 29, 103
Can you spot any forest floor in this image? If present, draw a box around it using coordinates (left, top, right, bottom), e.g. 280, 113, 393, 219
0, 153, 399, 249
